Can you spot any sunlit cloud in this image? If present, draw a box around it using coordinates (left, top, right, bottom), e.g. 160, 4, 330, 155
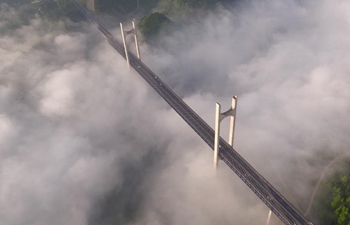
1, 1, 350, 225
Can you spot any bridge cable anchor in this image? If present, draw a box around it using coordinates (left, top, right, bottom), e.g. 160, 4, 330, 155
214, 95, 238, 169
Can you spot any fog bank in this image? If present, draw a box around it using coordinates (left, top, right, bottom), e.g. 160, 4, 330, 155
1, 0, 350, 224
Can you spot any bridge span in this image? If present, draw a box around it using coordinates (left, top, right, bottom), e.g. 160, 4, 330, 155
72, 1, 314, 224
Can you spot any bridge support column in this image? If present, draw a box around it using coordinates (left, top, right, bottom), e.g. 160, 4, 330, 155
120, 20, 141, 69
214, 103, 221, 169
214, 95, 238, 169
132, 19, 141, 59
228, 95, 237, 146
266, 210, 272, 225
120, 22, 130, 69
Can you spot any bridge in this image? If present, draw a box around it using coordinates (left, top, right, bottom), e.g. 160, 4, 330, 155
72, 1, 314, 224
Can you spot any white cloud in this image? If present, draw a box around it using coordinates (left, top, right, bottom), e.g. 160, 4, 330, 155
1, 1, 350, 225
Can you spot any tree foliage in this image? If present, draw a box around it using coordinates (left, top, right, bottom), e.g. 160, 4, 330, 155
331, 175, 350, 225
138, 12, 171, 39
56, 0, 83, 21
36, 0, 61, 20
159, 0, 239, 13
94, 0, 159, 15
34, 0, 83, 21
94, 0, 136, 14
316, 162, 350, 225
176, 0, 218, 7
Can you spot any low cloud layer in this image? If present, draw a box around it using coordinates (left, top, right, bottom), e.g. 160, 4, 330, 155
1, 0, 350, 225
145, 0, 350, 212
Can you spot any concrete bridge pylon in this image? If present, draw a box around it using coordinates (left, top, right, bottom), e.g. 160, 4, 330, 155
214, 95, 238, 169
120, 20, 141, 69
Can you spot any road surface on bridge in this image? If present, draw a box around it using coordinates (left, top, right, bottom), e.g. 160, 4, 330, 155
72, 1, 313, 224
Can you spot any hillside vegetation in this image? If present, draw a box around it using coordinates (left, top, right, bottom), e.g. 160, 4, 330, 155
315, 160, 350, 225
94, 0, 159, 15
8, 0, 238, 38
138, 12, 171, 39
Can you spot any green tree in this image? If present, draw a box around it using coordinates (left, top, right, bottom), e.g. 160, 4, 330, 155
37, 0, 61, 21
176, 0, 218, 7
331, 175, 350, 225
94, 0, 159, 15
95, 0, 136, 14
316, 162, 350, 225
35, 0, 83, 21
55, 0, 83, 21
159, 0, 239, 13
138, 12, 171, 39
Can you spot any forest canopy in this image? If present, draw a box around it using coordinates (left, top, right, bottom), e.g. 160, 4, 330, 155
315, 161, 350, 225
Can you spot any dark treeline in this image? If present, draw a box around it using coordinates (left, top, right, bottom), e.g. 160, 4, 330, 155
314, 160, 350, 225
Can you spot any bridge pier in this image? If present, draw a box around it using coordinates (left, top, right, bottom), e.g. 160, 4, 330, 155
120, 20, 141, 69
132, 20, 141, 60
266, 210, 272, 225
120, 23, 130, 69
214, 95, 238, 169
73, 2, 316, 224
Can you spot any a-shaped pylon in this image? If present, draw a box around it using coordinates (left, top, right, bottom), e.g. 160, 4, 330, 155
214, 95, 238, 169
120, 19, 141, 69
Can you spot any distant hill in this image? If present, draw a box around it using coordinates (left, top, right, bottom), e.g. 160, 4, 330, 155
5, 0, 240, 40
94, 0, 159, 15
138, 12, 171, 39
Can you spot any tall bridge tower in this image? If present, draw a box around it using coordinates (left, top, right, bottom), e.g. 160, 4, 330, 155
71, 1, 315, 224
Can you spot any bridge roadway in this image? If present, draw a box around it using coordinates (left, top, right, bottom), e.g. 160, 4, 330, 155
72, 1, 313, 224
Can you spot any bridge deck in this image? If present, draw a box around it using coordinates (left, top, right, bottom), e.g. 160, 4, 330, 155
72, 1, 313, 224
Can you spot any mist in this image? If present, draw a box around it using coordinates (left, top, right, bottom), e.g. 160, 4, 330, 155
1, 0, 350, 225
